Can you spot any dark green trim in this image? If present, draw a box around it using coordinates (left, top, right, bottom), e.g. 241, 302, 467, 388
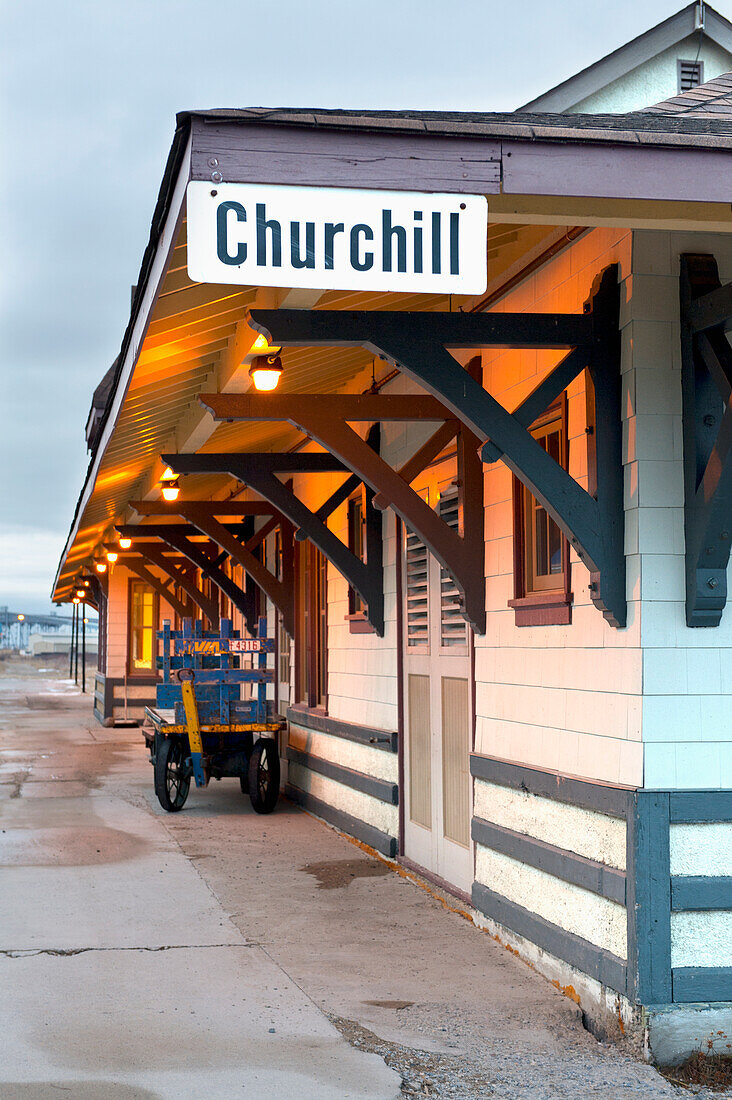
625, 793, 640, 1003
93, 672, 114, 724
285, 783, 397, 857
670, 791, 732, 823
286, 746, 398, 805
470, 754, 633, 819
471, 881, 627, 995
633, 792, 672, 1004
671, 876, 732, 911
288, 705, 397, 753
471, 817, 626, 904
672, 967, 732, 1003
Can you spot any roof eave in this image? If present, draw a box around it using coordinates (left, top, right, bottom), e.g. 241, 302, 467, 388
51, 123, 193, 600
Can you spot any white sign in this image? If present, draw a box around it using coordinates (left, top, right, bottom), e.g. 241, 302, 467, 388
228, 638, 262, 653
186, 181, 488, 295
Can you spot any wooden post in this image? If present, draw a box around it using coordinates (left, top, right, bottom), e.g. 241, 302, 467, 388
74, 604, 79, 685
69, 603, 76, 679
81, 604, 86, 694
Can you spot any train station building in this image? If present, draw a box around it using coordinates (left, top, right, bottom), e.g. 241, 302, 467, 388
53, 70, 732, 1060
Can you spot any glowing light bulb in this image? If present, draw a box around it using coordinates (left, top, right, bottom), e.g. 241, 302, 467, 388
118, 537, 132, 550
160, 467, 180, 501
249, 354, 283, 392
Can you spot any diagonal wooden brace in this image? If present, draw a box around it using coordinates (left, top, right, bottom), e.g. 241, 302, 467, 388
680, 254, 732, 626
161, 453, 385, 636
248, 267, 624, 627
116, 543, 220, 627
117, 525, 255, 631
197, 396, 485, 633
129, 501, 295, 636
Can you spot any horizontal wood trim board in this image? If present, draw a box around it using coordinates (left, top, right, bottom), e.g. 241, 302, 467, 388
671, 876, 732, 912
672, 967, 732, 1004
286, 746, 398, 805
502, 142, 732, 204
288, 705, 397, 753
285, 783, 397, 858
191, 122, 502, 193
472, 881, 627, 996
113, 696, 156, 708
470, 754, 633, 819
472, 816, 626, 904
669, 792, 732, 824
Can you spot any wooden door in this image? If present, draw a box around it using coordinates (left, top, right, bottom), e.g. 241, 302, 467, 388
403, 467, 473, 894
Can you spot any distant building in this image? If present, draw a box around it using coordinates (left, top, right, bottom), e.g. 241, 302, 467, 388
0, 609, 97, 653
521, 2, 732, 112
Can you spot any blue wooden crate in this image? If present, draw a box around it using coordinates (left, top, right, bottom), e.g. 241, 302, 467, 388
155, 615, 273, 727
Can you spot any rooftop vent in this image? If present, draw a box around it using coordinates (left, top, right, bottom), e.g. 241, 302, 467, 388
678, 59, 704, 93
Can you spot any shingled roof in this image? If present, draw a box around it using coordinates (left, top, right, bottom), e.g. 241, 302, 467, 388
183, 75, 732, 150
644, 69, 732, 116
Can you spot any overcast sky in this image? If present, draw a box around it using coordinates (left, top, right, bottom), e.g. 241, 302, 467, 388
1, 0, 726, 611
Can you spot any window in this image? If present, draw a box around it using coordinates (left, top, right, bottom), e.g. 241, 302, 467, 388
296, 542, 327, 708
348, 494, 364, 616
509, 399, 572, 626
278, 617, 291, 686
346, 489, 376, 633
128, 580, 157, 672
678, 59, 704, 93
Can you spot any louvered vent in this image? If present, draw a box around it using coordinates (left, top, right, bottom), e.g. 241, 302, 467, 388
439, 489, 467, 648
678, 59, 703, 92
406, 528, 429, 647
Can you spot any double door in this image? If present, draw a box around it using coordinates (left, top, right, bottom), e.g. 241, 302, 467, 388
402, 462, 473, 894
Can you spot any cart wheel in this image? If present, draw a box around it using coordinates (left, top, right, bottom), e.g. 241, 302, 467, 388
247, 739, 280, 814
154, 737, 190, 812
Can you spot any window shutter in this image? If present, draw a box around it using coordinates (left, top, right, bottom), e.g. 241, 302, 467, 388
438, 489, 467, 647
405, 528, 429, 647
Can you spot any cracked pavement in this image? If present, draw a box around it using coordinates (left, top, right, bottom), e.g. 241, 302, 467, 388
1, 663, 714, 1099
0, 669, 399, 1098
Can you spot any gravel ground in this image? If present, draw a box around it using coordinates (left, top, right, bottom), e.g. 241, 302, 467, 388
331, 1010, 730, 1098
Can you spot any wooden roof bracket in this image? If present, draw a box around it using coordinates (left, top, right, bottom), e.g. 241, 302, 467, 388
195, 396, 485, 634
128, 502, 296, 637
113, 542, 220, 627
116, 523, 258, 632
248, 266, 625, 628
680, 254, 732, 627
110, 553, 192, 621
161, 452, 386, 636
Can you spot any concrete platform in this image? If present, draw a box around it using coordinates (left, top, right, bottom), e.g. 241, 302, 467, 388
0, 674, 701, 1098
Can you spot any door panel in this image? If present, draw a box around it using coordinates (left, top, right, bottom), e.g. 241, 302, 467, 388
408, 674, 432, 829
441, 676, 470, 847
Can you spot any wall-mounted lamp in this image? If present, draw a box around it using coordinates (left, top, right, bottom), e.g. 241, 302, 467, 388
249, 353, 284, 392
95, 561, 107, 574
118, 537, 132, 550
83, 579, 90, 587
17, 613, 25, 622
75, 589, 85, 599
160, 466, 180, 502
106, 551, 118, 563
72, 597, 80, 605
